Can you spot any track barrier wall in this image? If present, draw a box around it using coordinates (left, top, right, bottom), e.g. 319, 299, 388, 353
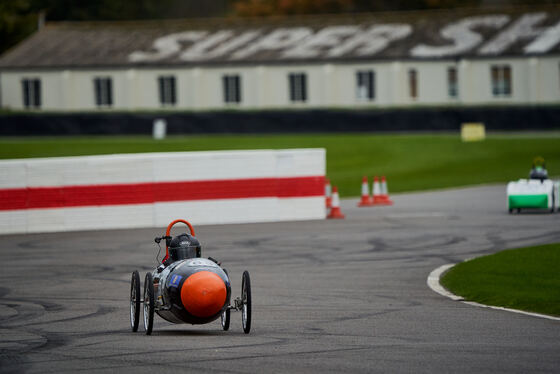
0, 149, 326, 234
1, 106, 560, 135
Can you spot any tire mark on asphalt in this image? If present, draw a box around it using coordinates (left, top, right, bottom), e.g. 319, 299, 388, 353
0, 299, 115, 328
21, 305, 116, 328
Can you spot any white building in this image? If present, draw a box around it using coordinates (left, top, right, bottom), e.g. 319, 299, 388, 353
1, 8, 559, 111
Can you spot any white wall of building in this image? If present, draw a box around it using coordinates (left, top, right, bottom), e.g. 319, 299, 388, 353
1, 56, 559, 111
532, 58, 560, 104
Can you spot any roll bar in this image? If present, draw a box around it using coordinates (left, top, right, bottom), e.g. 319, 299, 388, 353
159, 219, 196, 263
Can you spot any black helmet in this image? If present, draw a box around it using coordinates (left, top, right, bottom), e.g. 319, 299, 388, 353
169, 233, 201, 261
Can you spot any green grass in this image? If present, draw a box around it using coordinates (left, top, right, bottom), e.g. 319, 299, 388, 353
441, 243, 560, 316
1, 133, 559, 196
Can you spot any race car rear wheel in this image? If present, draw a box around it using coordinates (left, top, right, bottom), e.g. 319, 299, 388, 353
221, 269, 230, 331
130, 270, 141, 332
241, 270, 252, 334
143, 272, 155, 335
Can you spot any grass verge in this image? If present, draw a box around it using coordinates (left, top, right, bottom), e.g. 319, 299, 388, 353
440, 243, 560, 317
1, 133, 559, 195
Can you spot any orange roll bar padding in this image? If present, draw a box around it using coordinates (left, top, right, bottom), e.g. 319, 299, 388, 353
163, 219, 196, 263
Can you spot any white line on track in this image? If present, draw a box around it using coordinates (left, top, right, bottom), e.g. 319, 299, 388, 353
427, 264, 560, 321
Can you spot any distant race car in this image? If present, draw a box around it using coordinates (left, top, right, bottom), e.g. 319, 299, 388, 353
507, 157, 559, 213
130, 219, 251, 335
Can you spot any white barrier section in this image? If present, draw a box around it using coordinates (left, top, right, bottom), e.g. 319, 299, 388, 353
0, 149, 326, 234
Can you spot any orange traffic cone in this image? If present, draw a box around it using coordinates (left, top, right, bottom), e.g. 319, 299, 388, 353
327, 186, 345, 219
358, 176, 374, 207
372, 176, 383, 205
325, 178, 332, 209
376, 176, 394, 205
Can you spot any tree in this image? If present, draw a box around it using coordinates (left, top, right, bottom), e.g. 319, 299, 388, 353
25, 0, 228, 21
233, 0, 542, 16
234, 0, 354, 16
0, 0, 36, 54
27, 0, 173, 21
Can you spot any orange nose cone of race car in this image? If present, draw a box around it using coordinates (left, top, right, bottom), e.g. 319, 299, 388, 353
180, 271, 227, 318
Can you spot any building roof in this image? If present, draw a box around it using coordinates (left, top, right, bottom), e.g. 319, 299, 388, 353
1, 7, 560, 69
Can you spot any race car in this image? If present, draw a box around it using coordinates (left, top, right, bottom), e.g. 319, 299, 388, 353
507, 157, 559, 213
130, 219, 252, 335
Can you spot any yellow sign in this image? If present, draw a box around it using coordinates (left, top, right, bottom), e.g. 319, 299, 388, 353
461, 123, 486, 142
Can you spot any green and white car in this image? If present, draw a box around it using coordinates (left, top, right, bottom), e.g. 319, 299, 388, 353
507, 178, 559, 213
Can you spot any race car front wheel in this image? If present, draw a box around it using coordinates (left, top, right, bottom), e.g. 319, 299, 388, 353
130, 271, 140, 332
143, 272, 155, 335
221, 305, 231, 331
221, 269, 230, 331
241, 270, 252, 334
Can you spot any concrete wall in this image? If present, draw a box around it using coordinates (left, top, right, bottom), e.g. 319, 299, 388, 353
1, 56, 559, 111
0, 149, 326, 234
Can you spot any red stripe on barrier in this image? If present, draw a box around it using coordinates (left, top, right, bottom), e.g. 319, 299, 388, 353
0, 188, 28, 210
0, 176, 324, 211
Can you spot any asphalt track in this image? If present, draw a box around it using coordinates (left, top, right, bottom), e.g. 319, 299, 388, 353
1, 185, 559, 373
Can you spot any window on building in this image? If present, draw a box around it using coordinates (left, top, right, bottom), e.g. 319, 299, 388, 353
158, 76, 176, 106
222, 75, 242, 104
408, 69, 417, 99
22, 78, 41, 109
356, 70, 375, 101
491, 65, 512, 96
447, 67, 458, 98
289, 73, 307, 102
94, 77, 113, 107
